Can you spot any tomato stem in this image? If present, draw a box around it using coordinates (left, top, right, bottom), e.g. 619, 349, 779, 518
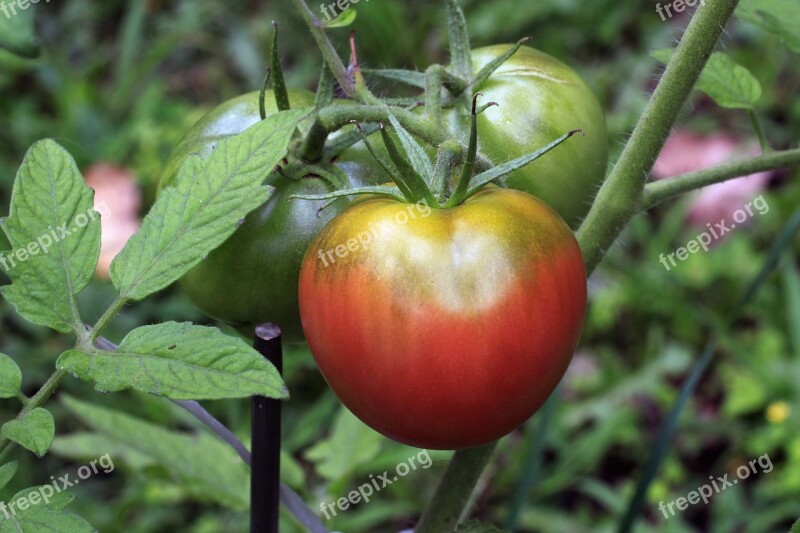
445, 0, 473, 98
425, 64, 446, 127
432, 141, 465, 204
576, 0, 741, 274
289, 0, 355, 97
642, 147, 800, 209
415, 442, 498, 533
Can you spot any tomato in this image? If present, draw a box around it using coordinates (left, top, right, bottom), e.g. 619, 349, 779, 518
159, 90, 383, 340
445, 45, 608, 228
298, 187, 587, 449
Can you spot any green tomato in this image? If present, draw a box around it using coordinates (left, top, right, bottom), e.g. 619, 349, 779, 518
446, 45, 609, 228
159, 90, 383, 340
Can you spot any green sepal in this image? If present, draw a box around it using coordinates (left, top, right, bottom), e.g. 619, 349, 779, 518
445, 94, 488, 207
467, 130, 583, 196
271, 22, 290, 112
468, 38, 532, 93
290, 185, 407, 203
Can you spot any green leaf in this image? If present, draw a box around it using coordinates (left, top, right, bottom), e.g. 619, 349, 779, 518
10, 486, 75, 511
791, 518, 800, 533
0, 461, 17, 491
52, 432, 154, 470
736, 0, 800, 53
110, 108, 308, 301
56, 322, 287, 400
456, 520, 510, 533
1, 408, 55, 457
651, 50, 761, 109
61, 395, 249, 510
0, 140, 101, 334
305, 407, 382, 483
0, 353, 22, 398
0, 2, 39, 58
324, 7, 357, 28
0, 506, 93, 533
0, 481, 85, 533
618, 208, 800, 532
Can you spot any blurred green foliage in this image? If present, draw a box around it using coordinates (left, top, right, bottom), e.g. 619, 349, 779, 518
0, 0, 798, 531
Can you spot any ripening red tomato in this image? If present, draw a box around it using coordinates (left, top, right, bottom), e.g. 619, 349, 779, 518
298, 187, 587, 449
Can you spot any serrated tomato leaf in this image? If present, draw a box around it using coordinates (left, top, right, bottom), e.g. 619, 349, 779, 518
110, 108, 308, 301
0, 140, 100, 333
57, 322, 287, 400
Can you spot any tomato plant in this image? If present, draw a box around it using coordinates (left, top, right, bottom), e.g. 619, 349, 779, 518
444, 45, 609, 228
159, 90, 383, 340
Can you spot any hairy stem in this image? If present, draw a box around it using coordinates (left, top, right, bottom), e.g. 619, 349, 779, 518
90, 296, 128, 343
290, 0, 355, 97
300, 104, 494, 171
643, 148, 800, 208
415, 442, 497, 533
417, 1, 742, 528
577, 0, 741, 273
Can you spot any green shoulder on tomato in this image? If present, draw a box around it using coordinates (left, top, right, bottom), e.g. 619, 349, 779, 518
446, 45, 609, 228
159, 90, 384, 340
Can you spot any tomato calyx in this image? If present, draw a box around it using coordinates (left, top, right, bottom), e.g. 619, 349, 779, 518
291, 93, 582, 210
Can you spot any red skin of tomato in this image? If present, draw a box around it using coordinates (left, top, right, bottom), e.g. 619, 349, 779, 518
299, 188, 587, 449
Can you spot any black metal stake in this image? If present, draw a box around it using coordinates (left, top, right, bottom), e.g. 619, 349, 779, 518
251, 323, 283, 533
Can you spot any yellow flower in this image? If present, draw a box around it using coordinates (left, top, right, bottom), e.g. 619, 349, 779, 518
766, 401, 790, 424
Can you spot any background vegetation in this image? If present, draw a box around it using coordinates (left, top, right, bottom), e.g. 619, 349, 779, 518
0, 0, 798, 531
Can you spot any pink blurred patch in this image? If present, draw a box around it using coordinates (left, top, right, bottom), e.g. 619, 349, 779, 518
84, 164, 142, 279
652, 131, 772, 228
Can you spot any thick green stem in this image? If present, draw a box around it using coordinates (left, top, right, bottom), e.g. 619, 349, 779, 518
15, 391, 30, 406
290, 0, 355, 97
299, 104, 494, 171
90, 296, 128, 343
417, 1, 743, 528
432, 141, 465, 203
643, 148, 800, 208
576, 0, 741, 274
0, 370, 68, 455
425, 65, 446, 127
416, 442, 497, 533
